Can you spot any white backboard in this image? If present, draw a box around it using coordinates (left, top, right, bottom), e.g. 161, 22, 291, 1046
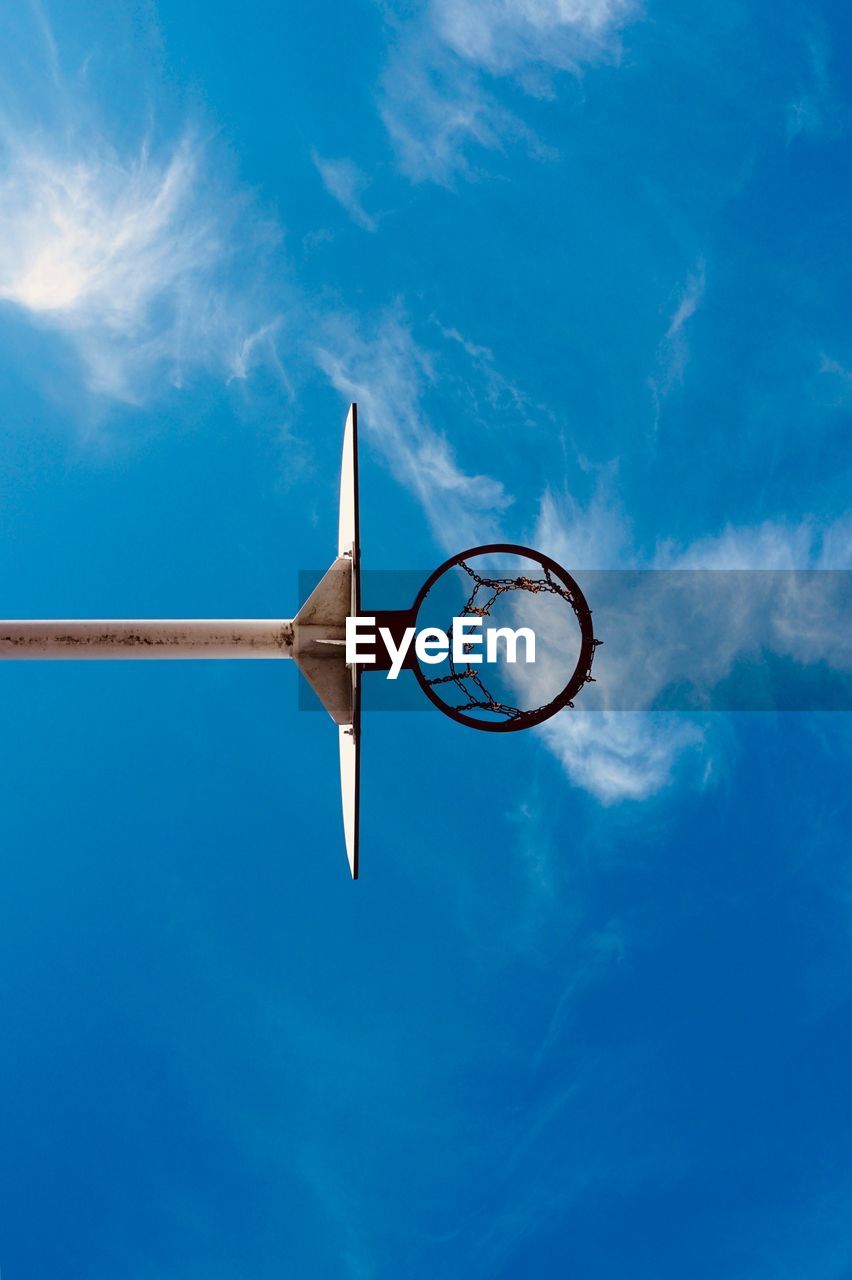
338, 404, 360, 878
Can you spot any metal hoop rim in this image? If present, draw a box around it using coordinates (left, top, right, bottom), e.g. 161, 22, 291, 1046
411, 543, 597, 733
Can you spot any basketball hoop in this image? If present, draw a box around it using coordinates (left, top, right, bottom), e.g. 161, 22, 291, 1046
0, 406, 601, 874
366, 544, 600, 732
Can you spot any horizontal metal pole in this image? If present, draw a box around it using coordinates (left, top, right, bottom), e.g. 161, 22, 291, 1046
0, 620, 297, 660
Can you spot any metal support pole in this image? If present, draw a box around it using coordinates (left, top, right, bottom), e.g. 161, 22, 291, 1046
0, 619, 298, 660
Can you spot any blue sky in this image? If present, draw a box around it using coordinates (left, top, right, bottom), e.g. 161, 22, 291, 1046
1, 0, 851, 1275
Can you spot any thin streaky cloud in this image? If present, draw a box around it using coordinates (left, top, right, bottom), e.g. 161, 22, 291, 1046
435, 324, 493, 362
312, 151, 378, 232
380, 51, 528, 186
665, 258, 705, 340
227, 320, 289, 387
434, 320, 552, 427
314, 310, 511, 551
379, 0, 639, 183
649, 257, 706, 425
431, 0, 639, 75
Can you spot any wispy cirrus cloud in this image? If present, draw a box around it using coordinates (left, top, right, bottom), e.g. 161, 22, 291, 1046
312, 151, 378, 232
0, 6, 287, 408
430, 0, 638, 74
648, 257, 706, 423
0, 126, 286, 404
380, 52, 544, 186
314, 310, 512, 549
379, 0, 639, 182
664, 260, 705, 342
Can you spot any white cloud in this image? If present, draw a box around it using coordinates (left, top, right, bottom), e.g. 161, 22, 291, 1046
380, 0, 638, 183
527, 497, 852, 800
380, 52, 529, 186
312, 152, 377, 232
540, 712, 703, 803
655, 515, 835, 569
528, 487, 702, 800
665, 260, 705, 340
534, 482, 634, 569
819, 352, 852, 385
314, 310, 512, 549
431, 0, 638, 75
649, 258, 706, 420
0, 124, 285, 403
818, 513, 852, 568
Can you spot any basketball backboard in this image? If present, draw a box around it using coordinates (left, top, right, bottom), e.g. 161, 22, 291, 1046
288, 402, 360, 877
337, 404, 360, 878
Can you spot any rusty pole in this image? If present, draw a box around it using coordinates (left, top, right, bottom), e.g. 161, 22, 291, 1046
0, 619, 297, 660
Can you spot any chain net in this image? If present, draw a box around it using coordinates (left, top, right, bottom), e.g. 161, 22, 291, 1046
423, 560, 600, 722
